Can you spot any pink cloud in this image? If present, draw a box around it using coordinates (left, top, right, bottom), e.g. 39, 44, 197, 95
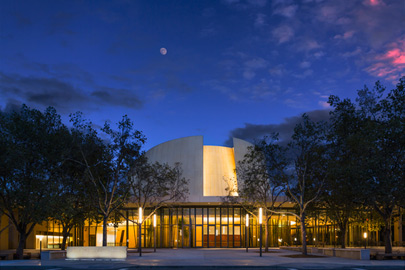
318, 101, 330, 108
363, 0, 384, 6
365, 38, 405, 83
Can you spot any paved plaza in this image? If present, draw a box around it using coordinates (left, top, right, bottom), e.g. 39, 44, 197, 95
0, 248, 404, 270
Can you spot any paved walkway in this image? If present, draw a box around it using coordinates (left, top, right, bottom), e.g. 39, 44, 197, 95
0, 248, 404, 270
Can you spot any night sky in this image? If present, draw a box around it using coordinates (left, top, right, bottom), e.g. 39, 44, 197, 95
1, 0, 404, 150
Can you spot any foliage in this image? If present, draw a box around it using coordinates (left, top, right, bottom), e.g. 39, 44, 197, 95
71, 113, 146, 246
0, 105, 65, 258
283, 114, 329, 255
128, 155, 189, 223
327, 77, 405, 253
224, 134, 287, 251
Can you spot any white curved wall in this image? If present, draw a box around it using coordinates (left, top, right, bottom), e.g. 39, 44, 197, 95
145, 136, 204, 202
145, 136, 252, 203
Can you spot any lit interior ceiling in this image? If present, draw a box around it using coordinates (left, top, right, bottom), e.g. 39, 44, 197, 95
203, 146, 238, 196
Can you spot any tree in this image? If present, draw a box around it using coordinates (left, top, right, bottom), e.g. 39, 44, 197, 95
224, 135, 287, 252
49, 125, 94, 250
127, 155, 189, 251
72, 114, 146, 246
323, 96, 367, 248
327, 77, 405, 253
284, 114, 328, 255
0, 105, 65, 259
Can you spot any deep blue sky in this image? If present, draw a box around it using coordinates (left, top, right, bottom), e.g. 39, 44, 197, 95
1, 0, 404, 150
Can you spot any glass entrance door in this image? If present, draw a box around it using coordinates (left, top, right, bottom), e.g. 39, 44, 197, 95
195, 225, 203, 247
208, 225, 216, 247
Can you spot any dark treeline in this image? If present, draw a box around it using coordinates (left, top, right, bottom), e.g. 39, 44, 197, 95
226, 77, 405, 255
0, 109, 188, 259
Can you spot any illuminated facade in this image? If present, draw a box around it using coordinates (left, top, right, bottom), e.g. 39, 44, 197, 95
0, 136, 403, 250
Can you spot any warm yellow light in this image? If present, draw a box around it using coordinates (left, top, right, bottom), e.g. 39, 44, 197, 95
153, 214, 157, 227
278, 238, 282, 242
313, 238, 316, 241
139, 207, 143, 223
294, 238, 297, 241
290, 221, 296, 225
38, 235, 43, 241
363, 232, 367, 239
259, 208, 262, 224
246, 214, 249, 227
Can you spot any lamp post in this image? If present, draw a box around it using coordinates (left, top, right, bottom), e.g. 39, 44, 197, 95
245, 214, 249, 252
39, 235, 43, 259
259, 208, 262, 257
153, 214, 157, 252
139, 207, 143, 257
363, 232, 367, 249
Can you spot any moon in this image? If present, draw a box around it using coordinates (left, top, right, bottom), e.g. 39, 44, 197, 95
160, 47, 167, 55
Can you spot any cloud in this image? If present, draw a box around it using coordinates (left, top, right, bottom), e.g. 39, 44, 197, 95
300, 61, 311, 68
91, 87, 143, 109
294, 69, 313, 79
334, 30, 356, 40
244, 58, 268, 69
0, 72, 144, 112
341, 47, 362, 58
365, 37, 405, 83
254, 13, 266, 27
242, 57, 268, 80
272, 25, 294, 44
273, 4, 298, 18
363, 0, 385, 6
225, 109, 331, 146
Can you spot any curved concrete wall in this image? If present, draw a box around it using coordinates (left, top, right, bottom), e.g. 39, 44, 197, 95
145, 136, 204, 202
145, 136, 252, 203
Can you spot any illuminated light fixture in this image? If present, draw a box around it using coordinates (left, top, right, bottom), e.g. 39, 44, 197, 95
259, 208, 263, 224
246, 214, 249, 227
278, 238, 282, 242
363, 232, 368, 249
294, 238, 297, 241
153, 214, 157, 228
313, 238, 316, 241
139, 207, 143, 223
290, 221, 296, 225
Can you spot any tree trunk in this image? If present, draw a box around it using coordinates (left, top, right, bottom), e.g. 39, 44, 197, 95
61, 225, 72, 250
102, 215, 108, 246
16, 232, 27, 260
338, 220, 347, 249
300, 213, 307, 255
384, 218, 392, 254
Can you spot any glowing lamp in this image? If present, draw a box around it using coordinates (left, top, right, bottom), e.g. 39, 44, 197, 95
139, 207, 143, 223
259, 208, 262, 224
363, 232, 367, 239
153, 214, 157, 227
246, 214, 249, 227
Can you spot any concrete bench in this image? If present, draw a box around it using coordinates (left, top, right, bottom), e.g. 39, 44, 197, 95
41, 250, 67, 260
66, 246, 127, 260
334, 248, 370, 260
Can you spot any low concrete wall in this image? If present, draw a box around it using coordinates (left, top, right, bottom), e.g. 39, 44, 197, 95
66, 247, 127, 260
41, 250, 66, 260
309, 247, 369, 260
334, 248, 370, 260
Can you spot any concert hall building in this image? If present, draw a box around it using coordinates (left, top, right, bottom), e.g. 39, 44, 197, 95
0, 136, 403, 250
